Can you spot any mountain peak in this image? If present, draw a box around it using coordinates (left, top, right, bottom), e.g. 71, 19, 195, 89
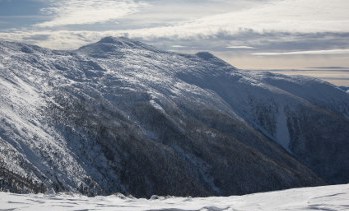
77, 36, 155, 57
96, 36, 141, 49
98, 36, 131, 45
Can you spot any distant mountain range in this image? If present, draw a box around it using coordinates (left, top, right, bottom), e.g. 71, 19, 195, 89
0, 37, 348, 197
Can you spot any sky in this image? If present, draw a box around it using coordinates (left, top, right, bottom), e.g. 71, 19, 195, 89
0, 0, 349, 85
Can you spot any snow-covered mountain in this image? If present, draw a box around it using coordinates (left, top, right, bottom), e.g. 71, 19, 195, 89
0, 37, 348, 197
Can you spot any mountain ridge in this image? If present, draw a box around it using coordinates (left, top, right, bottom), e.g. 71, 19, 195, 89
0, 37, 348, 197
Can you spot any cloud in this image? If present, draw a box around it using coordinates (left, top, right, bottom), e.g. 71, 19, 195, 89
252, 49, 349, 56
171, 45, 187, 48
17, 0, 347, 40
1, 0, 349, 56
1, 0, 348, 46
226, 46, 254, 49
36, 0, 146, 28
112, 0, 349, 39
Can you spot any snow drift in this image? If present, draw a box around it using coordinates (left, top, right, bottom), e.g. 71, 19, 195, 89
1, 184, 348, 211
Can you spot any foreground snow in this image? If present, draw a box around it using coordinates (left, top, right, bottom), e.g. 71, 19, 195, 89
0, 184, 348, 211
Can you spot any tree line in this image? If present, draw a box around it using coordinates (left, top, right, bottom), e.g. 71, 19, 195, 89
0, 159, 46, 194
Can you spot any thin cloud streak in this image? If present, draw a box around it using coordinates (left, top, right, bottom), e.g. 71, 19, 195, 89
227, 46, 254, 49
171, 45, 187, 48
253, 49, 349, 56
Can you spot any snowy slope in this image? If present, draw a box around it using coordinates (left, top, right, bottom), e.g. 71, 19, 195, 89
0, 184, 348, 211
0, 37, 348, 197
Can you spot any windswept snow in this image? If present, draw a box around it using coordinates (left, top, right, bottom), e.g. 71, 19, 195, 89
0, 184, 348, 211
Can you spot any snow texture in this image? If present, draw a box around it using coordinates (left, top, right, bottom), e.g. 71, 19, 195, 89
0, 184, 349, 211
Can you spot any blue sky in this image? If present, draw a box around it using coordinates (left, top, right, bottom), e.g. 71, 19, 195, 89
0, 0, 349, 85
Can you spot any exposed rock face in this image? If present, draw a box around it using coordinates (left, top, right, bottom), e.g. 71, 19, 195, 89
0, 37, 348, 197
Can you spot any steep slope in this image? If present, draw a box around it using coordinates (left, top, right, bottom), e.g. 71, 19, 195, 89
0, 37, 348, 197
177, 68, 349, 184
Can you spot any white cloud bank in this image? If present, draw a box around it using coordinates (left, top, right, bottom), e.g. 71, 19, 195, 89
36, 0, 146, 28
121, 0, 349, 39
15, 0, 349, 39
